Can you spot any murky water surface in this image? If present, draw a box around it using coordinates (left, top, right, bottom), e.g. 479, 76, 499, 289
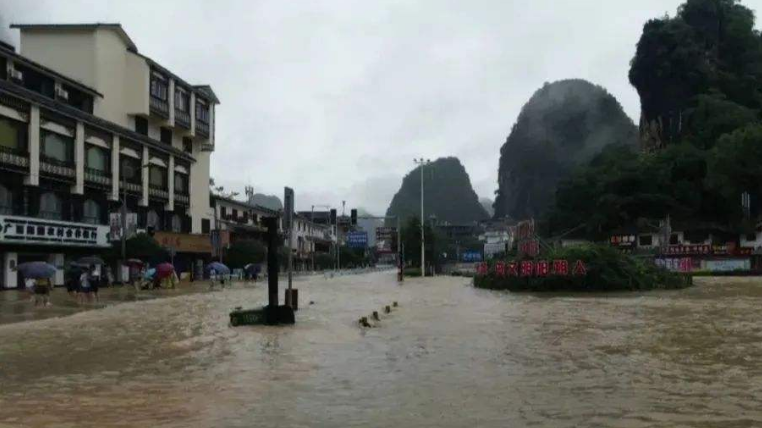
2, 273, 762, 427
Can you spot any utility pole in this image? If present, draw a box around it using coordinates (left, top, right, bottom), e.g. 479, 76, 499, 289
414, 158, 430, 277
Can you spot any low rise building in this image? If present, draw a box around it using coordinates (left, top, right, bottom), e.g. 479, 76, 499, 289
1, 23, 218, 288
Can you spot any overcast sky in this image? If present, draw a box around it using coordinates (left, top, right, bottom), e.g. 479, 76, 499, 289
4, 0, 762, 215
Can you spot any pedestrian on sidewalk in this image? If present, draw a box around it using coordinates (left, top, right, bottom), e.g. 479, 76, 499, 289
209, 268, 217, 290
90, 266, 100, 303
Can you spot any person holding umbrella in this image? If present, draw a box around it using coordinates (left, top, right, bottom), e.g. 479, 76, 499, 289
206, 262, 230, 290
16, 261, 57, 307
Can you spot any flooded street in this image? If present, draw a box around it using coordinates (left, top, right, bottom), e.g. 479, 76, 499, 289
2, 272, 762, 427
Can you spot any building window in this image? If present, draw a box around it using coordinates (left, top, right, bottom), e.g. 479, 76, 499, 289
0, 116, 27, 154
175, 88, 189, 112
120, 157, 141, 184
0, 184, 12, 214
41, 131, 74, 164
160, 127, 172, 145
182, 137, 193, 153
147, 209, 161, 230
639, 235, 653, 247
202, 218, 210, 234
150, 72, 168, 100
39, 192, 62, 220
232, 209, 238, 220
82, 199, 101, 224
171, 214, 182, 232
149, 166, 166, 189
174, 173, 187, 194
195, 100, 209, 123
135, 117, 148, 135
670, 234, 679, 246
221, 206, 227, 218
86, 145, 109, 174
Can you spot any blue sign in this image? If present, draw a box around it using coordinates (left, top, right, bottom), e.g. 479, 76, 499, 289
347, 231, 368, 248
462, 251, 482, 262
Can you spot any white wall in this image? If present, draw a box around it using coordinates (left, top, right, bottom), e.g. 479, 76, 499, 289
19, 29, 98, 88
190, 149, 213, 233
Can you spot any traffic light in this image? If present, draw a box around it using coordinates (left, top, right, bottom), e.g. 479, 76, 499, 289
351, 209, 357, 225
330, 209, 337, 225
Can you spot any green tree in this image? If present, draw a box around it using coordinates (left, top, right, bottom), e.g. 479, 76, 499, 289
401, 216, 438, 268
225, 240, 266, 269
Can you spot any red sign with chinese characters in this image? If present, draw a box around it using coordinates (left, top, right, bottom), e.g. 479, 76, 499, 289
476, 260, 587, 277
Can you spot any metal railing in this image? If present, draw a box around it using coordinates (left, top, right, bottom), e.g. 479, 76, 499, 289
196, 120, 209, 137
150, 96, 169, 118
0, 145, 28, 168
175, 109, 190, 128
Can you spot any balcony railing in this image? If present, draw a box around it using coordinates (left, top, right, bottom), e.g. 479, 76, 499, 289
175, 109, 190, 129
150, 96, 169, 118
0, 145, 29, 169
196, 120, 209, 138
148, 184, 169, 200
40, 155, 75, 178
84, 167, 112, 186
175, 193, 190, 205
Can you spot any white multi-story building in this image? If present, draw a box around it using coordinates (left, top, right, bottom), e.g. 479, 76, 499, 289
0, 23, 219, 288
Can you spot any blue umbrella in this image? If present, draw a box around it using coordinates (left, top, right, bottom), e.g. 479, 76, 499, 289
17, 262, 57, 279
143, 268, 157, 281
206, 262, 230, 275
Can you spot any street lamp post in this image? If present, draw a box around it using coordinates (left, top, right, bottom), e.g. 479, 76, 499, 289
414, 158, 430, 277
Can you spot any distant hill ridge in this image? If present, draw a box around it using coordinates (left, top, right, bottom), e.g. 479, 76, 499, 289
385, 157, 489, 225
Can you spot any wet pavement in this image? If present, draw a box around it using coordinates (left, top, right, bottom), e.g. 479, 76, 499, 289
1, 273, 762, 427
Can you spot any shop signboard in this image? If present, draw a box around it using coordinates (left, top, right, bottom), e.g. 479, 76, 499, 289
375, 227, 396, 254
346, 231, 368, 249
154, 231, 213, 254
0, 215, 110, 247
463, 251, 482, 262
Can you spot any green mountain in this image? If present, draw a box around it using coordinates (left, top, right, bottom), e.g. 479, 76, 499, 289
385, 157, 489, 225
493, 79, 637, 220
546, 0, 762, 237
248, 193, 282, 210
629, 0, 762, 151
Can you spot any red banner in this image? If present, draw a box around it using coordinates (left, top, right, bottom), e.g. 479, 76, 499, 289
476, 260, 586, 278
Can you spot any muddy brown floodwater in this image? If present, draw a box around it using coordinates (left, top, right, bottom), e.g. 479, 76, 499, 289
1, 272, 762, 427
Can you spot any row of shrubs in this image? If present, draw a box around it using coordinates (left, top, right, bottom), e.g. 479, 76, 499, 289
473, 244, 692, 292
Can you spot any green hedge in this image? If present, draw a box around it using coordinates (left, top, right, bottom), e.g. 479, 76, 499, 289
474, 244, 691, 292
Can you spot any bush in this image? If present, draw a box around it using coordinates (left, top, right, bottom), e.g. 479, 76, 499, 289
474, 244, 691, 292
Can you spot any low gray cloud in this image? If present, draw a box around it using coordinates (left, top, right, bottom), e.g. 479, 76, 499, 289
5, 0, 762, 215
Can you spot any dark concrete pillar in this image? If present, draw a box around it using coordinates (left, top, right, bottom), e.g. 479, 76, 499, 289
264, 217, 279, 307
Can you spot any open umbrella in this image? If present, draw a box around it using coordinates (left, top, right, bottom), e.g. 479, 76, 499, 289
126, 259, 145, 267
76, 256, 105, 266
155, 262, 175, 279
17, 262, 57, 279
206, 262, 230, 275
143, 268, 157, 281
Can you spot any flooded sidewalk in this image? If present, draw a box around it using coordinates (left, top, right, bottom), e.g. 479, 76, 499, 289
0, 279, 256, 326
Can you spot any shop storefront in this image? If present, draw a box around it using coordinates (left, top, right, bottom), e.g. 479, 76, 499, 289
153, 231, 212, 281
0, 214, 111, 288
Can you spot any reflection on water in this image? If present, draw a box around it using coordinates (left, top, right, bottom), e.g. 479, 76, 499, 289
2, 274, 762, 427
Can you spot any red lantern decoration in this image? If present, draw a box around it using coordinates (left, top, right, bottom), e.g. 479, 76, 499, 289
508, 262, 519, 277
520, 261, 534, 277
552, 259, 569, 276
495, 261, 506, 277
536, 260, 549, 277
572, 260, 587, 276
477, 262, 489, 276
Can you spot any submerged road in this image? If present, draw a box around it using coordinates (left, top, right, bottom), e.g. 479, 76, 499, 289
1, 272, 761, 427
